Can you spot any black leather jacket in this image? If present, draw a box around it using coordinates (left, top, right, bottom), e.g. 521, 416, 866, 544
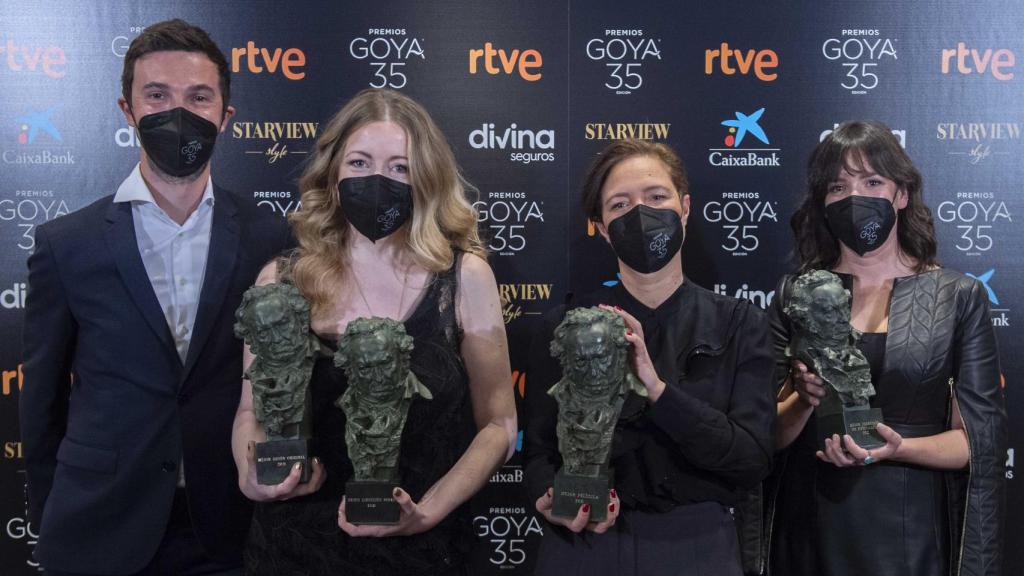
762, 269, 1006, 576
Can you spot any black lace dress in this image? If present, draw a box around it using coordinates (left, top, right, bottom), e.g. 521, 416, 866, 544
245, 259, 476, 576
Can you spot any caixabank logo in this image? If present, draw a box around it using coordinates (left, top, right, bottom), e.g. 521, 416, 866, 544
821, 29, 898, 95
3, 190, 70, 251
0, 35, 66, 79
231, 119, 318, 164
702, 192, 778, 256
585, 29, 662, 95
468, 123, 555, 164
349, 28, 425, 89
473, 191, 545, 256
965, 268, 1010, 328
708, 108, 780, 167
935, 192, 1011, 256
936, 121, 1020, 165
5, 108, 75, 167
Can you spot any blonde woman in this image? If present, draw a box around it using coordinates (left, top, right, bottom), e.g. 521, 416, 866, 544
231, 89, 517, 576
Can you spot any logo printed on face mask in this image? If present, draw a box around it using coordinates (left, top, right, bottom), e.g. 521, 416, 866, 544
649, 232, 670, 257
181, 140, 202, 164
378, 206, 401, 231
859, 221, 881, 244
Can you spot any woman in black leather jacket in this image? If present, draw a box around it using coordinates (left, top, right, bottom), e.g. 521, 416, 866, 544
766, 121, 1006, 576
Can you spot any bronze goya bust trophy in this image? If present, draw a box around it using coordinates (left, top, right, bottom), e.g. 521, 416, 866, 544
785, 269, 885, 450
234, 282, 320, 485
548, 307, 647, 522
334, 317, 432, 524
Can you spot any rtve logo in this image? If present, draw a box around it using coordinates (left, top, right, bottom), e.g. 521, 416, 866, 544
704, 43, 778, 81
468, 43, 542, 81
231, 42, 306, 80
0, 37, 66, 79
941, 43, 1015, 80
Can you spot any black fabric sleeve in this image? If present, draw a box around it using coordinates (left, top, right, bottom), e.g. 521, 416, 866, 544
522, 305, 566, 502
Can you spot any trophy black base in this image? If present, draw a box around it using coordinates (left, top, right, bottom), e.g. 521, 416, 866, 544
346, 481, 400, 525
817, 406, 886, 451
552, 471, 610, 522
255, 438, 310, 485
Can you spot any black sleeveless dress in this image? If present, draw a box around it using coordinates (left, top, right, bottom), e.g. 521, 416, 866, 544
244, 259, 476, 576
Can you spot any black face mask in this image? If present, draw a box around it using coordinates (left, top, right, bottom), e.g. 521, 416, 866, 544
606, 204, 684, 274
338, 175, 414, 242
825, 195, 897, 256
135, 107, 220, 178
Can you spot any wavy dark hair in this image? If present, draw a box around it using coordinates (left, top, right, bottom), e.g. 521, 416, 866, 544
792, 120, 937, 272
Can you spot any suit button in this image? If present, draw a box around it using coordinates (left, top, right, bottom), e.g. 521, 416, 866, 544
162, 461, 177, 473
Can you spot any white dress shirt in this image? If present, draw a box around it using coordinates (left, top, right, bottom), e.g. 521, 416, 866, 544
113, 164, 214, 364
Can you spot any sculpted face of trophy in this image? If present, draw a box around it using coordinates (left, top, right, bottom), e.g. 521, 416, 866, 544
785, 269, 885, 449
234, 282, 319, 484
548, 307, 647, 521
334, 317, 431, 524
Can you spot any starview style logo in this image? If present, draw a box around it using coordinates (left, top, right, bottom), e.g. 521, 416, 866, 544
708, 108, 779, 167
232, 119, 318, 164
936, 121, 1020, 165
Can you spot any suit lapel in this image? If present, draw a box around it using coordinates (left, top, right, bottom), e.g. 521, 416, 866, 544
104, 201, 181, 365
182, 186, 240, 382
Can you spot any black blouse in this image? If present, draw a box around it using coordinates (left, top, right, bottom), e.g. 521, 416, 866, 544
524, 280, 776, 512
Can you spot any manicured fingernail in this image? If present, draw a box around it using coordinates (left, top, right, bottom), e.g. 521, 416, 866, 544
393, 487, 402, 498
581, 504, 590, 513
609, 503, 616, 513
615, 306, 622, 311
610, 488, 618, 499
626, 330, 633, 336
293, 462, 301, 471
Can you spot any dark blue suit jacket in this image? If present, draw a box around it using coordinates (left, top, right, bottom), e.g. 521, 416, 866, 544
19, 185, 292, 573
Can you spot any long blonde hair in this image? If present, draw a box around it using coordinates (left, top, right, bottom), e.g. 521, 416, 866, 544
290, 89, 485, 316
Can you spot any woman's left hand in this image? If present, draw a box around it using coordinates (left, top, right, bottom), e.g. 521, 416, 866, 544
338, 487, 440, 537
599, 304, 666, 401
816, 423, 903, 467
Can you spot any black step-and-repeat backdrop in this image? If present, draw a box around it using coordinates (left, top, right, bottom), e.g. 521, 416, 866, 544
1, 1, 1021, 573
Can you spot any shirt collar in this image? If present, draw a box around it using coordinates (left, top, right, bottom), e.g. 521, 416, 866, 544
113, 163, 215, 208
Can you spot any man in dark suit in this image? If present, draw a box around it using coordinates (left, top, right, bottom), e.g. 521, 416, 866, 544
19, 19, 291, 575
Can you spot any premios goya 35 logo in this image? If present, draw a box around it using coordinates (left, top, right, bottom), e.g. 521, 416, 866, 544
2, 190, 70, 251
936, 192, 1011, 256
474, 507, 543, 568
702, 192, 777, 256
821, 29, 897, 95
708, 108, 779, 167
473, 191, 544, 256
349, 28, 424, 89
585, 29, 661, 94
5, 515, 39, 568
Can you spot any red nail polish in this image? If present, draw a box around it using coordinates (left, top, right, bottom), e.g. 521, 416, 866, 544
581, 503, 590, 513
626, 330, 633, 336
609, 503, 616, 513
610, 488, 618, 499
615, 306, 622, 311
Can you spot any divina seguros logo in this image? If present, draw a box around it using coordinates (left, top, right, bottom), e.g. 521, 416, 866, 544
584, 29, 662, 94
349, 28, 425, 89
468, 123, 555, 164
708, 108, 779, 167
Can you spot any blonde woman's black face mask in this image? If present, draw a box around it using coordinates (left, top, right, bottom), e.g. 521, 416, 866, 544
338, 175, 414, 242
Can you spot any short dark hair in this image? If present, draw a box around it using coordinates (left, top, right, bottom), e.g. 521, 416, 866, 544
581, 139, 689, 223
121, 19, 231, 113
792, 120, 937, 273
